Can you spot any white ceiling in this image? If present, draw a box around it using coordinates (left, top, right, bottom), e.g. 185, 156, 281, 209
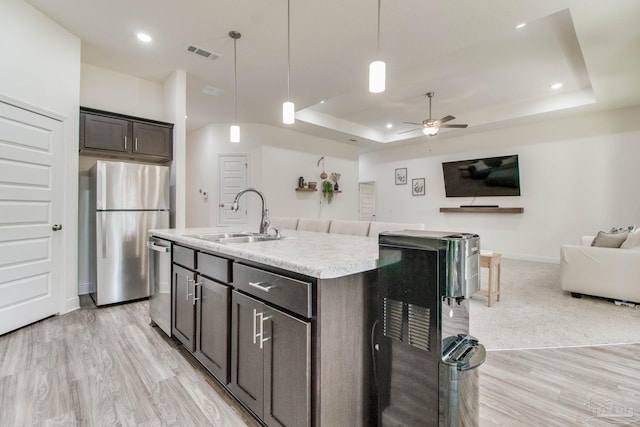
26, 0, 640, 151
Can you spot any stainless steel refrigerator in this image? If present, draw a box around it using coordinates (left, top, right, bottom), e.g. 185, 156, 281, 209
89, 160, 170, 306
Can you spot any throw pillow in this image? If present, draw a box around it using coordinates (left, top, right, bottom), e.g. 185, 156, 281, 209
591, 230, 629, 248
621, 229, 640, 250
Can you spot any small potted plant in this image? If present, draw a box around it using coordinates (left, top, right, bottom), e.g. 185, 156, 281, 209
322, 180, 334, 203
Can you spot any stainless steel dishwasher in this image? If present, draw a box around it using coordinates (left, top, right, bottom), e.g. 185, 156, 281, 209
147, 237, 172, 336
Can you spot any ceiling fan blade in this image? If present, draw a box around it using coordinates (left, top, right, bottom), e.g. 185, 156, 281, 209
398, 128, 421, 134
440, 124, 468, 128
438, 115, 456, 124
402, 121, 422, 126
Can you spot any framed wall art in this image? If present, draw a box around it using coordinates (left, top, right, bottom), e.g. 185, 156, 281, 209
395, 168, 407, 185
412, 178, 425, 196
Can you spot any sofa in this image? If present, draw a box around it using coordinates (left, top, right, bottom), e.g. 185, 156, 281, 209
560, 231, 640, 303
270, 217, 425, 237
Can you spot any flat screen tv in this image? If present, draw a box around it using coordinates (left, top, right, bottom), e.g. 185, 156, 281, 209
442, 155, 521, 197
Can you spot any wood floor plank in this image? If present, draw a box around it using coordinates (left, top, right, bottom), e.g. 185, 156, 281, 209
2, 294, 639, 426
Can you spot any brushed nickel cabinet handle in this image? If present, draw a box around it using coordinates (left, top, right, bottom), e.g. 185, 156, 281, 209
124, 136, 127, 150
135, 137, 138, 152
253, 309, 258, 345
193, 281, 202, 305
248, 281, 274, 292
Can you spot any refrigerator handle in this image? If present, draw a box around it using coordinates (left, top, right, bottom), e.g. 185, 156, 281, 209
100, 212, 107, 259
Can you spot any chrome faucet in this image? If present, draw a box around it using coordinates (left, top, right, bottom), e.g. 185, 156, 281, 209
231, 187, 271, 234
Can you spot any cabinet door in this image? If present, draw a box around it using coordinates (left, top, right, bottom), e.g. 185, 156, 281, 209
82, 113, 130, 152
132, 122, 172, 159
195, 275, 230, 384
230, 291, 264, 418
172, 264, 196, 351
264, 307, 311, 427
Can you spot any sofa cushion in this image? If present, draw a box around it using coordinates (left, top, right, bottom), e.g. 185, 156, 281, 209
621, 230, 640, 250
591, 230, 629, 248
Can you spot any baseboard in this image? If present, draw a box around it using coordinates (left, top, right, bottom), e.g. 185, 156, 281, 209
64, 296, 80, 314
78, 282, 92, 295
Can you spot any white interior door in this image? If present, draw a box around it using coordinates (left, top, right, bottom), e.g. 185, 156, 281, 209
218, 154, 248, 226
0, 101, 63, 335
359, 181, 376, 221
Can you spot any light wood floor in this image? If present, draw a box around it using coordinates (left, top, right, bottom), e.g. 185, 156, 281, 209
1, 297, 639, 426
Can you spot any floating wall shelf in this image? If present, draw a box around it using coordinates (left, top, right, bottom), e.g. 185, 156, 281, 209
439, 207, 524, 214
295, 188, 317, 192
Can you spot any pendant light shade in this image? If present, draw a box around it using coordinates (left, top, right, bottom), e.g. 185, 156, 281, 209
230, 124, 240, 142
369, 0, 385, 93
283, 0, 295, 124
369, 60, 386, 93
283, 101, 295, 124
229, 30, 241, 143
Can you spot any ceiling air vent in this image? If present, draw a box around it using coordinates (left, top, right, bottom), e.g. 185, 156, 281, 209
186, 44, 220, 60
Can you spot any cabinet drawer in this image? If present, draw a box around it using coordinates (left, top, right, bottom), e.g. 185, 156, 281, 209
173, 244, 196, 269
198, 252, 232, 283
233, 264, 312, 318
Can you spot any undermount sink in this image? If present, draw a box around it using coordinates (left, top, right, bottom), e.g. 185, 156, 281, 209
185, 232, 283, 244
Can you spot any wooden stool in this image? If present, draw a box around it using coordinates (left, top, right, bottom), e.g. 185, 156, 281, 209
477, 252, 502, 307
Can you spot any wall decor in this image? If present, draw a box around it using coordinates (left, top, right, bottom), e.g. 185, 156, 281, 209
395, 168, 407, 185
412, 178, 425, 196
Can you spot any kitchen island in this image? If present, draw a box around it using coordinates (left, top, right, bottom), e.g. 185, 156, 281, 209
149, 227, 380, 427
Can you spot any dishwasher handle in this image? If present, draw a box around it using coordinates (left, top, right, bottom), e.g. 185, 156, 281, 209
147, 241, 171, 253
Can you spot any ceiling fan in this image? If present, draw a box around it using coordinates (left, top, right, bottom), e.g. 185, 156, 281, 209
400, 92, 468, 136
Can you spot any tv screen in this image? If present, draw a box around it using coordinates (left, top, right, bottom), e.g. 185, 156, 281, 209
442, 155, 521, 197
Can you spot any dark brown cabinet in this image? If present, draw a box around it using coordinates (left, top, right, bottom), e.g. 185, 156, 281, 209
195, 275, 230, 383
229, 264, 311, 427
172, 264, 196, 351
171, 245, 232, 385
80, 107, 173, 162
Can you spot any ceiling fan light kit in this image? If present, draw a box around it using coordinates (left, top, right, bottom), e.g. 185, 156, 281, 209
401, 92, 468, 137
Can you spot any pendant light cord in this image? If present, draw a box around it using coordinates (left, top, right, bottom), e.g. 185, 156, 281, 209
376, 0, 381, 57
287, 0, 291, 101
233, 35, 238, 125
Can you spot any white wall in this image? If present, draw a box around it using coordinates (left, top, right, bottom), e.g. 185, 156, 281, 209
80, 63, 164, 121
360, 106, 640, 262
0, 0, 81, 312
186, 123, 360, 228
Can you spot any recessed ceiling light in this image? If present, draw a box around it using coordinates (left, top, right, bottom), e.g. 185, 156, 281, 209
137, 33, 152, 43
386, 123, 393, 129
550, 82, 563, 90
320, 100, 325, 104
515, 22, 527, 29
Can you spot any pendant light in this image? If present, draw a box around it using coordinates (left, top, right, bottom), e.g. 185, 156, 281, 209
369, 0, 385, 93
282, 0, 295, 124
229, 30, 241, 143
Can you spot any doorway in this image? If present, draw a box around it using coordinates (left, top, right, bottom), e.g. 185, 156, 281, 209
218, 154, 248, 226
359, 181, 376, 222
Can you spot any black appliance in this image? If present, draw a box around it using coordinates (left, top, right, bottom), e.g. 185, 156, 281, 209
374, 230, 486, 426
442, 154, 520, 197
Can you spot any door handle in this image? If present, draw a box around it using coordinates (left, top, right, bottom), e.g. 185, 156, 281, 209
52, 224, 63, 231
147, 242, 170, 253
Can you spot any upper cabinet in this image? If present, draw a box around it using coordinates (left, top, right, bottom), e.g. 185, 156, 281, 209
80, 107, 173, 163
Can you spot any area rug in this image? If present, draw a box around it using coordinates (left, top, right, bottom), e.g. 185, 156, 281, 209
469, 258, 640, 350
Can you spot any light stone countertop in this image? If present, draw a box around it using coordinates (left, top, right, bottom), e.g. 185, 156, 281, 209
150, 227, 379, 279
